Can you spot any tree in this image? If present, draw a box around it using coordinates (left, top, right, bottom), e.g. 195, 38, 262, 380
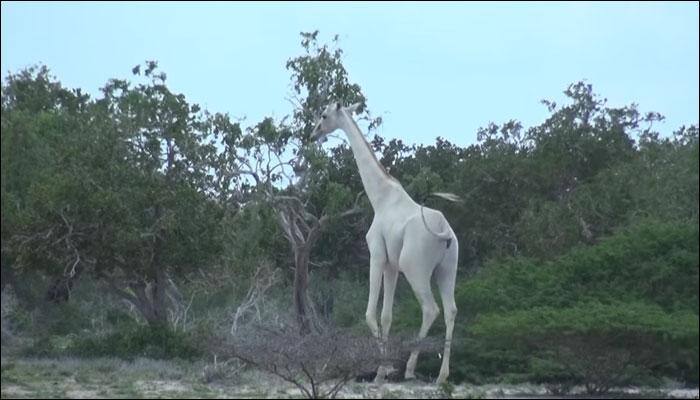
2, 63, 242, 326
234, 31, 380, 333
1, 65, 93, 305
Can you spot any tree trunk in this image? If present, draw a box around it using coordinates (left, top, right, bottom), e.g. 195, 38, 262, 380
145, 202, 169, 327
293, 245, 311, 335
131, 279, 168, 327
45, 261, 85, 304
1, 257, 36, 309
45, 273, 78, 304
275, 199, 351, 336
107, 274, 170, 328
150, 266, 169, 326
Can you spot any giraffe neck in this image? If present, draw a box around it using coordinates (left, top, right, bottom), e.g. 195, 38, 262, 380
338, 112, 400, 210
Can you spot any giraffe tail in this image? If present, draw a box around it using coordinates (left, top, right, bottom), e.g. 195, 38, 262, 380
420, 206, 453, 248
430, 192, 463, 202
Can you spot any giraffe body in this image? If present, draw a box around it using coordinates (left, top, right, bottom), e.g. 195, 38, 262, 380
312, 102, 459, 384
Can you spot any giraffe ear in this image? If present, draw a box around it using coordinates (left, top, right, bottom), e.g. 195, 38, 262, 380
346, 102, 362, 114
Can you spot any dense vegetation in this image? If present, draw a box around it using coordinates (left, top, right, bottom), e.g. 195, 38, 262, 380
1, 31, 697, 392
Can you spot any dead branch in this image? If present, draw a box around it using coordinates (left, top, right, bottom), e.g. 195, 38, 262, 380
231, 262, 280, 335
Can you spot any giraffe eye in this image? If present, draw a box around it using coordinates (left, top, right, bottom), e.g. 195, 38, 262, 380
322, 115, 327, 119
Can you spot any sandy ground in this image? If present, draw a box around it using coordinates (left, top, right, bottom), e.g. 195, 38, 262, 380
1, 357, 698, 399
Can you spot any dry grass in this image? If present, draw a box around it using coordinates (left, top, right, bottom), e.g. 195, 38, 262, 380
2, 356, 698, 399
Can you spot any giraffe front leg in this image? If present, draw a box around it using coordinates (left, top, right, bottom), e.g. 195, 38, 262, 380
365, 255, 383, 341
374, 267, 399, 383
365, 223, 386, 343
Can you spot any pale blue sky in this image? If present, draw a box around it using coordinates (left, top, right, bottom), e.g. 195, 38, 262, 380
2, 1, 698, 147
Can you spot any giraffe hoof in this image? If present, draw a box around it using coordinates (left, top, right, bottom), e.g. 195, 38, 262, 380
373, 365, 390, 384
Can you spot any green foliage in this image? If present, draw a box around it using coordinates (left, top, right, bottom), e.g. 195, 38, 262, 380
224, 202, 288, 274
1, 62, 241, 325
67, 323, 202, 360
22, 322, 201, 360
405, 167, 444, 202
450, 221, 699, 386
286, 30, 368, 139
475, 303, 696, 392
471, 302, 698, 354
515, 125, 699, 259
458, 221, 698, 316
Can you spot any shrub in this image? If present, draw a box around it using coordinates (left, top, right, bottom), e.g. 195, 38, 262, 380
458, 221, 699, 316
450, 221, 699, 386
67, 323, 202, 360
471, 302, 698, 391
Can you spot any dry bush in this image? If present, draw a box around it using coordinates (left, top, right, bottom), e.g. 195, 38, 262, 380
201, 354, 245, 384
209, 318, 439, 398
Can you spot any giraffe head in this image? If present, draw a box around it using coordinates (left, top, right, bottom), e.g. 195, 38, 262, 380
310, 102, 362, 141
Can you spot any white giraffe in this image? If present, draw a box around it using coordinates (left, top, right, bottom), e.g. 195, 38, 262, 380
311, 102, 459, 384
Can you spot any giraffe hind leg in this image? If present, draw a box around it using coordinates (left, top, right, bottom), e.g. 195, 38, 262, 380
399, 244, 441, 380
435, 238, 458, 384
